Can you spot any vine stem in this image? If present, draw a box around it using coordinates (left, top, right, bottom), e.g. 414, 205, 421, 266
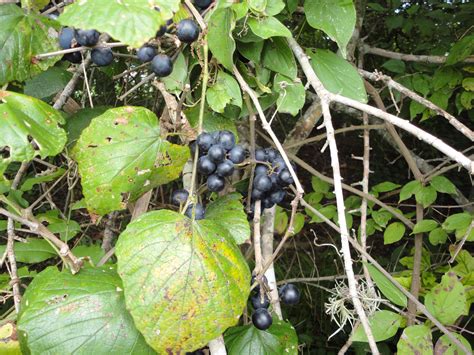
35, 42, 127, 59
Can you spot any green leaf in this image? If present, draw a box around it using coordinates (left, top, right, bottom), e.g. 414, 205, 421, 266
365, 263, 407, 307
304, 0, 356, 57
433, 67, 463, 90
59, 0, 179, 47
0, 91, 66, 176
0, 4, 61, 85
73, 106, 189, 215
463, 77, 474, 91
425, 272, 467, 325
412, 219, 438, 234
381, 59, 406, 74
308, 49, 367, 103
430, 176, 457, 195
397, 325, 432, 355
443, 213, 472, 232
399, 180, 422, 202
20, 168, 66, 192
273, 74, 306, 116
292, 212, 305, 235
415, 185, 437, 208
412, 74, 431, 97
224, 319, 298, 355
265, 0, 285, 16
186, 105, 238, 134
372, 209, 393, 228
372, 181, 401, 193
352, 310, 402, 342
248, 17, 291, 39
308, 205, 337, 223
24, 66, 73, 100
460, 91, 474, 109
0, 322, 21, 355
274, 206, 289, 235
311, 176, 330, 194
446, 35, 474, 65
36, 210, 81, 241
0, 238, 56, 264
205, 193, 251, 244
208, 8, 236, 70
207, 71, 242, 113
384, 222, 406, 244
248, 0, 267, 13
237, 41, 264, 63
262, 37, 297, 79
17, 266, 153, 354
71, 245, 105, 265
434, 333, 472, 355
428, 227, 448, 246
116, 210, 250, 353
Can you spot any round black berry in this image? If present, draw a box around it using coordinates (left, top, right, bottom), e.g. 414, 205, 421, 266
91, 47, 113, 66
272, 157, 286, 172
211, 131, 220, 141
278, 168, 294, 186
151, 54, 173, 77
137, 46, 156, 63
251, 293, 270, 310
156, 25, 167, 37
185, 203, 205, 220
279, 283, 300, 305
197, 156, 216, 175
251, 188, 265, 200
262, 197, 275, 210
269, 189, 286, 205
171, 189, 189, 206
207, 174, 225, 192
228, 145, 246, 164
207, 145, 225, 163
176, 19, 200, 43
196, 132, 215, 152
216, 160, 234, 177
64, 51, 82, 64
253, 174, 272, 192
59, 27, 75, 49
255, 148, 267, 162
254, 165, 269, 176
252, 308, 272, 330
217, 130, 235, 151
265, 148, 277, 162
194, 0, 212, 9
75, 29, 100, 47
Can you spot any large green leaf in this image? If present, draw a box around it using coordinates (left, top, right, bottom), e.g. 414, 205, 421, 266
208, 8, 236, 70
397, 325, 432, 355
116, 210, 250, 353
24, 66, 73, 100
73, 106, 189, 215
17, 266, 154, 354
65, 106, 110, 149
248, 16, 291, 39
224, 319, 298, 355
308, 49, 367, 103
59, 0, 180, 48
352, 310, 403, 342
262, 37, 297, 79
0, 4, 61, 85
383, 222, 406, 245
365, 263, 407, 307
434, 333, 472, 355
425, 272, 467, 325
304, 0, 356, 57
206, 70, 242, 113
205, 193, 250, 244
0, 238, 56, 264
0, 91, 66, 176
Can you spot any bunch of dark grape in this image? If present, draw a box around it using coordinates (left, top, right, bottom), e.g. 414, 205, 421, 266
193, 131, 246, 193
170, 189, 205, 220
249, 276, 300, 331
251, 148, 294, 210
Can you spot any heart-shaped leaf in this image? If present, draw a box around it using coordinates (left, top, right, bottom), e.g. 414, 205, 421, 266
116, 210, 250, 353
17, 266, 154, 354
73, 106, 189, 215
224, 319, 298, 355
0, 91, 66, 177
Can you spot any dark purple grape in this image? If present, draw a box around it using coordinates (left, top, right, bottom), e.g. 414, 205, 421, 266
251, 188, 265, 200
228, 145, 246, 164
75, 29, 100, 47
253, 174, 272, 192
262, 197, 275, 210
59, 27, 75, 49
252, 309, 272, 330
251, 293, 270, 309
176, 19, 200, 43
254, 165, 269, 176
185, 203, 205, 220
151, 54, 173, 77
171, 189, 189, 206
265, 148, 277, 162
269, 189, 286, 204
255, 148, 267, 162
194, 0, 212, 9
217, 130, 235, 151
207, 174, 225, 192
91, 47, 113, 66
207, 145, 225, 163
278, 168, 294, 186
197, 156, 216, 175
279, 283, 300, 305
216, 159, 234, 177
137, 46, 156, 63
196, 132, 215, 152
64, 51, 82, 64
